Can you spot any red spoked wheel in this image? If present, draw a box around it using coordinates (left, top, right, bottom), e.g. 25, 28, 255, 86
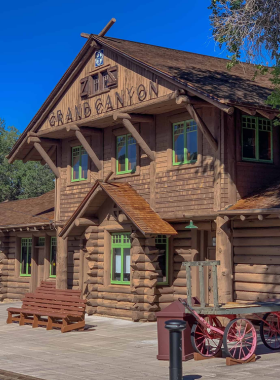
223, 318, 257, 360
260, 312, 280, 350
191, 316, 223, 357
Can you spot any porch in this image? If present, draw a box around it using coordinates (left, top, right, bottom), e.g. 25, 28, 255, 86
0, 301, 279, 380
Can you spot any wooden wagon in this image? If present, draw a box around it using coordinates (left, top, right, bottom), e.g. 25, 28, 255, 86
180, 261, 280, 362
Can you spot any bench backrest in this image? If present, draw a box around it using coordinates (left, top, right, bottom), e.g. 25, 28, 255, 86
36, 288, 81, 297
22, 293, 87, 317
40, 281, 56, 288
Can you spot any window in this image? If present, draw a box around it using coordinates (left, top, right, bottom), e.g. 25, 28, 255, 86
242, 116, 273, 162
71, 146, 88, 181
20, 238, 32, 276
173, 120, 198, 165
80, 66, 118, 98
155, 235, 169, 285
50, 237, 57, 278
111, 233, 131, 284
38, 237, 45, 246
116, 134, 137, 175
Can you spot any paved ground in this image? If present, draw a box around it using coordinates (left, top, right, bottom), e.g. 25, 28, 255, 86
1, 302, 280, 380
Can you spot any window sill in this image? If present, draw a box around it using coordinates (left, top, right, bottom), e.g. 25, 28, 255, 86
167, 161, 202, 172
66, 179, 92, 187
112, 172, 140, 180
238, 161, 274, 167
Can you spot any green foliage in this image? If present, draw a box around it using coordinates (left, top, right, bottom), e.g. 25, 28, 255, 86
209, 0, 280, 112
0, 119, 55, 202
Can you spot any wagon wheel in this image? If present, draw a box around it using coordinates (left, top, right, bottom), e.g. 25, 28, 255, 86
260, 312, 280, 350
223, 318, 257, 360
191, 316, 223, 357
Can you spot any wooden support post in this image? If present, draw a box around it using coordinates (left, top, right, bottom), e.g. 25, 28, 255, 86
23, 147, 36, 163
28, 137, 60, 178
176, 96, 218, 151
56, 227, 68, 289
216, 217, 233, 303
240, 215, 246, 221
185, 104, 218, 152
98, 18, 116, 37
41, 145, 57, 166
74, 129, 102, 171
113, 112, 154, 123
113, 113, 155, 161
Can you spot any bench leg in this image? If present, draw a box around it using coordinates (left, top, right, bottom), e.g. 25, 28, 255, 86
47, 316, 53, 331
6, 311, 13, 324
61, 318, 85, 333
19, 313, 26, 326
33, 315, 39, 328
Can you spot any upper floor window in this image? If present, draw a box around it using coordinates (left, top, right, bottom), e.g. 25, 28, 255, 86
116, 134, 137, 175
80, 66, 118, 99
72, 146, 88, 182
20, 238, 32, 277
173, 120, 198, 165
50, 237, 57, 278
111, 233, 131, 284
155, 235, 169, 285
242, 116, 273, 163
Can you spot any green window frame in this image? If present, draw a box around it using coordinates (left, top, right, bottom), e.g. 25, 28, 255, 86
242, 116, 273, 163
116, 134, 137, 175
111, 233, 131, 284
38, 237, 45, 246
71, 146, 88, 182
20, 238, 32, 277
173, 120, 198, 165
155, 235, 169, 285
50, 237, 57, 278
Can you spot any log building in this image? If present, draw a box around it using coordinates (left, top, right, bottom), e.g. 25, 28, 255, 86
2, 20, 280, 320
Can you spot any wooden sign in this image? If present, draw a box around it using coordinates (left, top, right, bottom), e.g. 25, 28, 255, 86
48, 81, 158, 127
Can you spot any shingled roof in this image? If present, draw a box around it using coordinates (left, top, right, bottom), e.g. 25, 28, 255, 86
220, 178, 280, 213
94, 35, 273, 108
0, 190, 55, 228
60, 181, 177, 238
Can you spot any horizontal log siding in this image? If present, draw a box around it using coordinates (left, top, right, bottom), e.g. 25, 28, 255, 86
155, 108, 219, 216
233, 218, 280, 302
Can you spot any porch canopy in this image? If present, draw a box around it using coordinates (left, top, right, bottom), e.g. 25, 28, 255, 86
218, 177, 280, 220
59, 181, 177, 239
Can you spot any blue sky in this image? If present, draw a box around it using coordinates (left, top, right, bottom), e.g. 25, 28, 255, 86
0, 0, 229, 132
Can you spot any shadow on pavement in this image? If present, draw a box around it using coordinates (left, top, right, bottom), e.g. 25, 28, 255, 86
183, 376, 202, 380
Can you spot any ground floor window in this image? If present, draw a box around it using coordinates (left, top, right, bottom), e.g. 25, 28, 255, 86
20, 238, 32, 276
50, 237, 57, 277
111, 233, 131, 284
155, 235, 169, 285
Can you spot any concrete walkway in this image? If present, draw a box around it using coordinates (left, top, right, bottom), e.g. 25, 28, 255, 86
0, 302, 280, 380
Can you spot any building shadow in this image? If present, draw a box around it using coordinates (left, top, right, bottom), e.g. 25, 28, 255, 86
183, 376, 202, 380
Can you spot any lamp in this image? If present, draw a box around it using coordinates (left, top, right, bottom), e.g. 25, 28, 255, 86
185, 220, 198, 229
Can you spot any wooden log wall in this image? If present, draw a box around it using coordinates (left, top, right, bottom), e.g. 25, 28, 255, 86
233, 218, 280, 302
0, 233, 30, 300
67, 237, 81, 290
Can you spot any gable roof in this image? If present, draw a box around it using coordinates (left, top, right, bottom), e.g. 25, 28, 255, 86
0, 190, 55, 228
93, 35, 273, 108
60, 181, 177, 238
218, 177, 280, 215
8, 34, 275, 163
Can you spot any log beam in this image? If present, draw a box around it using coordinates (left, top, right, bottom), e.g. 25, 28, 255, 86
28, 138, 60, 178
74, 218, 99, 227
65, 126, 102, 170
40, 145, 57, 166
113, 114, 155, 161
23, 147, 36, 163
56, 227, 68, 289
235, 106, 256, 116
257, 109, 276, 120
113, 112, 154, 123
98, 18, 116, 37
176, 95, 218, 151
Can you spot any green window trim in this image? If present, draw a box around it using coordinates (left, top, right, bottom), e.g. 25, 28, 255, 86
50, 237, 57, 278
38, 237, 45, 246
116, 134, 137, 175
20, 238, 32, 277
71, 146, 88, 182
155, 235, 169, 286
242, 115, 273, 163
111, 233, 131, 285
173, 119, 198, 166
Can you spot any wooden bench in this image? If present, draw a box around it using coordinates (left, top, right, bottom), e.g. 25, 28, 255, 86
36, 281, 82, 297
7, 292, 87, 333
